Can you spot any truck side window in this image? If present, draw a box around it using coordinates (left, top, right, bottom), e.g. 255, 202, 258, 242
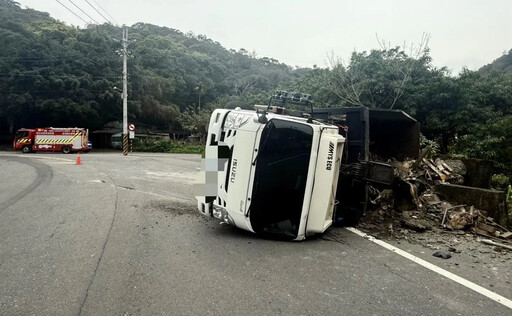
16, 131, 28, 139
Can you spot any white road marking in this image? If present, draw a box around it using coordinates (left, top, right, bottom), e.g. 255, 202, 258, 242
116, 186, 193, 203
30, 156, 74, 163
346, 227, 512, 310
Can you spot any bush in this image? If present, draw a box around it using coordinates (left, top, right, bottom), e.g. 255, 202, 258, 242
420, 134, 440, 158
133, 139, 204, 155
491, 173, 510, 190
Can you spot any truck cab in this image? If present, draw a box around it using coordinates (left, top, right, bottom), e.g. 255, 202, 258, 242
197, 103, 345, 240
13, 129, 35, 153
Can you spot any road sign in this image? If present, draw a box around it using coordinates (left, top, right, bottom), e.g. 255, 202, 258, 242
128, 123, 135, 131
129, 131, 135, 139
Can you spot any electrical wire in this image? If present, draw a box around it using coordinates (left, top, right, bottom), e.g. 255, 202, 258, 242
84, 0, 112, 25
91, 0, 118, 25
55, 0, 89, 25
67, 0, 100, 24
0, 74, 121, 79
5, 90, 125, 93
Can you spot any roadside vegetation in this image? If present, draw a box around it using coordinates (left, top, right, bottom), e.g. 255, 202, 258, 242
133, 139, 204, 155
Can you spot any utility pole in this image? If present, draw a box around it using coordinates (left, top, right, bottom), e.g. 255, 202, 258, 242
122, 25, 128, 156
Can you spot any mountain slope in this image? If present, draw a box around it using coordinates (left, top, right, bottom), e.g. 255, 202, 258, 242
0, 0, 308, 133
479, 49, 512, 75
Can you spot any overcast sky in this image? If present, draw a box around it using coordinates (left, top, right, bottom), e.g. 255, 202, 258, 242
16, 0, 512, 74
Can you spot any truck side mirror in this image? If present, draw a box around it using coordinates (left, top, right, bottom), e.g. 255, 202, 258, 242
256, 109, 268, 124
258, 114, 268, 124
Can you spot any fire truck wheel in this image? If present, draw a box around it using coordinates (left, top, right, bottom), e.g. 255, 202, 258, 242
61, 146, 71, 154
21, 145, 32, 153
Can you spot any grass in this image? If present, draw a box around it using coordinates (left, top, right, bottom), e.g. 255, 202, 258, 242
133, 139, 204, 155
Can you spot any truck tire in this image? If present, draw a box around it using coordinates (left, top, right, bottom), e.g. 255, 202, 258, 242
22, 145, 32, 153
62, 146, 71, 154
334, 206, 363, 226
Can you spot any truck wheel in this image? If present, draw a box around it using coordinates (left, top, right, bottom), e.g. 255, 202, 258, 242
62, 146, 71, 154
21, 145, 32, 153
334, 207, 362, 226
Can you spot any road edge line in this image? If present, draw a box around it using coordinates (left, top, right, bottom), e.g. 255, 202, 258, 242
346, 227, 512, 310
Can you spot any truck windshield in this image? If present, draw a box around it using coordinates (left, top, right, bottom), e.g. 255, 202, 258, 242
15, 131, 28, 139
249, 119, 313, 239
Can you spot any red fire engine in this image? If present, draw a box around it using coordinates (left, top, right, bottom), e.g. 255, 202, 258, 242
13, 127, 89, 154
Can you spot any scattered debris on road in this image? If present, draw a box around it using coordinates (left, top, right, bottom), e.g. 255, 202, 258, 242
432, 251, 452, 259
357, 154, 511, 257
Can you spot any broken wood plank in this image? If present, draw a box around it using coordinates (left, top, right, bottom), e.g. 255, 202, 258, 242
411, 147, 431, 170
480, 239, 512, 251
434, 160, 451, 177
471, 227, 493, 237
477, 222, 497, 234
425, 170, 432, 181
501, 232, 512, 239
484, 217, 510, 233
422, 158, 444, 178
442, 162, 454, 172
441, 204, 449, 227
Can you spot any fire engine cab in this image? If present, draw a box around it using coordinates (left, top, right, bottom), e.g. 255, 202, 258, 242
13, 127, 89, 154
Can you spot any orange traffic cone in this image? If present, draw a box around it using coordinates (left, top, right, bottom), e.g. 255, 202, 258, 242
76, 152, 81, 165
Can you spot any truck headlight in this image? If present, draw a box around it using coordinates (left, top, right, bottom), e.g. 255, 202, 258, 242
212, 205, 235, 225
224, 113, 250, 129
224, 113, 237, 129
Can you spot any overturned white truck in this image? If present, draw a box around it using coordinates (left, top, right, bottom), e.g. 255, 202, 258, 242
196, 92, 419, 240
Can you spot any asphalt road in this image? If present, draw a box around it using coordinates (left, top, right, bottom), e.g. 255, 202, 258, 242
0, 152, 510, 315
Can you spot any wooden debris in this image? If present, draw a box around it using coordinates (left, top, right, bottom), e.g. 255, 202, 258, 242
480, 239, 512, 251
422, 158, 444, 179
442, 162, 453, 172
501, 232, 512, 240
447, 208, 476, 230
411, 147, 431, 170
477, 222, 497, 235
471, 227, 493, 237
441, 204, 449, 227
388, 155, 511, 240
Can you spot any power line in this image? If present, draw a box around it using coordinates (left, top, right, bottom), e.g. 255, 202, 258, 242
0, 56, 118, 61
67, 0, 100, 24
0, 74, 121, 79
84, 0, 112, 25
6, 89, 128, 93
55, 0, 89, 25
91, 0, 118, 25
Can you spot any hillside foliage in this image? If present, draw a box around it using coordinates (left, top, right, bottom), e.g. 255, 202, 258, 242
0, 0, 304, 133
479, 49, 512, 75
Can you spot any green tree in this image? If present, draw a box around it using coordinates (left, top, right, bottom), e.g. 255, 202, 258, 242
325, 34, 431, 109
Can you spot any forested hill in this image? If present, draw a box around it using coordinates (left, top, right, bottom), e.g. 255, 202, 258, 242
0, 0, 308, 133
479, 49, 512, 75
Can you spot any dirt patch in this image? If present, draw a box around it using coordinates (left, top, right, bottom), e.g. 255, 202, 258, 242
147, 200, 199, 216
